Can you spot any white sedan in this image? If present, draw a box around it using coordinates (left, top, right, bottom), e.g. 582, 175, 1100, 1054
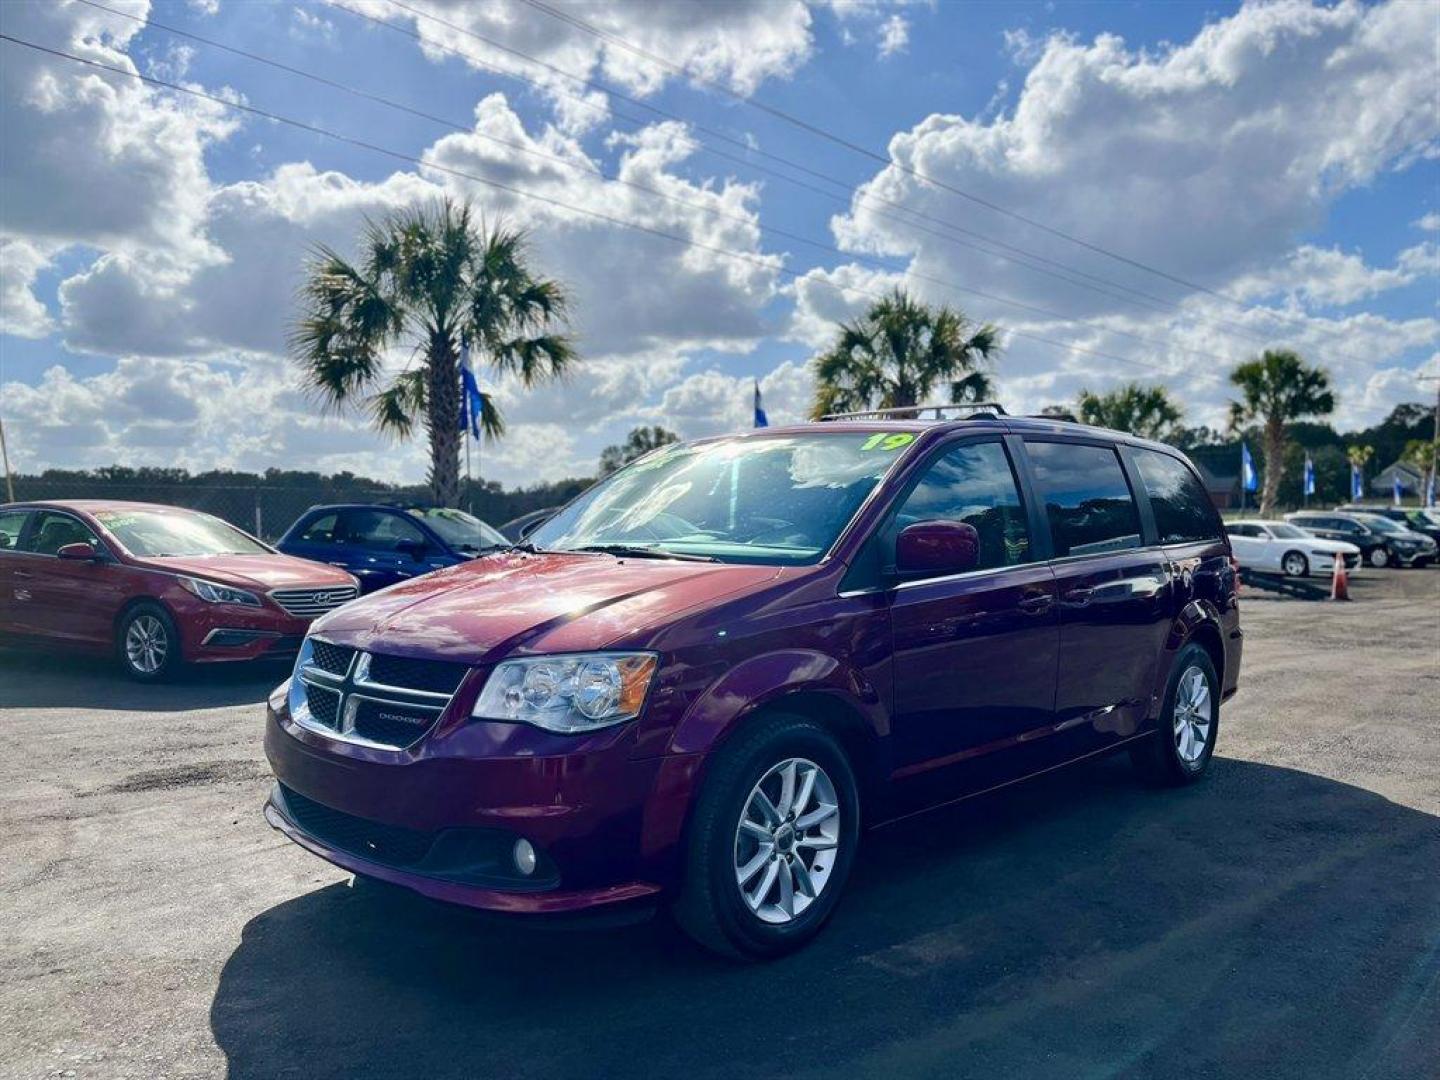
1226, 520, 1360, 577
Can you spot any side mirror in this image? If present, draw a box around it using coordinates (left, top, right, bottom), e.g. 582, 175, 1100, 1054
57, 542, 99, 562
395, 538, 428, 561
895, 521, 980, 577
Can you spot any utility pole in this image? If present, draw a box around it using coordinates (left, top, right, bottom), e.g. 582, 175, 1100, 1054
0, 413, 14, 504
1422, 374, 1440, 508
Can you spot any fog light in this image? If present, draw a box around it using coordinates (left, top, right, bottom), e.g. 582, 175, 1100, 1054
513, 838, 537, 877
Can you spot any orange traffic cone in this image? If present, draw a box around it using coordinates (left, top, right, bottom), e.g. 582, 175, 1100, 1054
1330, 554, 1350, 601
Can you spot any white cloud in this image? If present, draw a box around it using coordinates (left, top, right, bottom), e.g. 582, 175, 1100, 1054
877, 15, 910, 59
1229, 243, 1436, 307
0, 237, 57, 338
647, 360, 814, 436
346, 0, 818, 133
836, 1, 1439, 318
1415, 212, 1440, 233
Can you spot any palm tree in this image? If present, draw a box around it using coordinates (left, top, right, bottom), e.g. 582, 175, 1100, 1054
810, 288, 999, 419
1229, 349, 1335, 516
1076, 383, 1183, 441
291, 198, 576, 507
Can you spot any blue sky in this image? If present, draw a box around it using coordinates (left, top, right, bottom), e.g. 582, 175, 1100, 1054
1, 0, 1436, 486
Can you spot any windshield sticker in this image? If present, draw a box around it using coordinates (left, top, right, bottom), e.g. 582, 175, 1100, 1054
860, 432, 917, 452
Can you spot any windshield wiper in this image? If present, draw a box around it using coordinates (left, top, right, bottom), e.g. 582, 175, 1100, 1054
569, 544, 717, 563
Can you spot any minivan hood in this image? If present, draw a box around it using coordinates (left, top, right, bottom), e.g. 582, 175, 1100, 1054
309, 551, 784, 662
132, 553, 356, 591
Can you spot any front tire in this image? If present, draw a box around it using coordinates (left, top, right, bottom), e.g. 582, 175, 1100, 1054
1130, 643, 1218, 786
672, 713, 860, 961
1281, 550, 1309, 577
1369, 546, 1391, 568
117, 602, 181, 682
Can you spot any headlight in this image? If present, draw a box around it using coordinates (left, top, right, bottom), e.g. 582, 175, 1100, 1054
178, 575, 262, 607
472, 652, 658, 734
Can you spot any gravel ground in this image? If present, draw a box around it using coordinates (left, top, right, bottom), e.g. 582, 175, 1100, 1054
1, 568, 1437, 1080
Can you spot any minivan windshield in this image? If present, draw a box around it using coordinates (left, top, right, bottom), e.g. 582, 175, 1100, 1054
94, 509, 270, 557
528, 431, 911, 564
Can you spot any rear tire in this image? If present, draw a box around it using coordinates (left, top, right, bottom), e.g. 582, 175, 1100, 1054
1281, 551, 1309, 577
672, 713, 860, 961
116, 602, 181, 682
1130, 643, 1218, 787
1369, 546, 1390, 568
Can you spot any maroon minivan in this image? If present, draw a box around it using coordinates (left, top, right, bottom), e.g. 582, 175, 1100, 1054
0, 501, 359, 680
263, 415, 1241, 958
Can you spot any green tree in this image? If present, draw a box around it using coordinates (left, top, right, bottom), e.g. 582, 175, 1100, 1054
291, 198, 577, 507
599, 426, 679, 476
1228, 350, 1335, 516
1075, 383, 1183, 441
811, 288, 998, 419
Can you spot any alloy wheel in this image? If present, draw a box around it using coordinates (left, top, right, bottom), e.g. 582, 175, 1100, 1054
733, 758, 841, 925
125, 615, 169, 674
1173, 665, 1213, 764
1282, 553, 1307, 577
1370, 547, 1389, 568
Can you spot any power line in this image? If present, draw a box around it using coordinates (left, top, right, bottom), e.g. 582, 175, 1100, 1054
511, 0, 1379, 351
72, 0, 1251, 371
364, 0, 1381, 367
0, 30, 1178, 381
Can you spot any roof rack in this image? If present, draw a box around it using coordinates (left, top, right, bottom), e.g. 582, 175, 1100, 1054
818, 402, 1008, 422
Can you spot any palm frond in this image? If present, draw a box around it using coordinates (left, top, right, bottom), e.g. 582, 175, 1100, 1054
366, 369, 428, 438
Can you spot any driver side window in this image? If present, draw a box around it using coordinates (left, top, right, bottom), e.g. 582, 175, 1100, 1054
895, 441, 1032, 571
23, 511, 101, 556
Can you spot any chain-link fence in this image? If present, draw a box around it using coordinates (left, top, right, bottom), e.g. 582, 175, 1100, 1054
6, 477, 591, 541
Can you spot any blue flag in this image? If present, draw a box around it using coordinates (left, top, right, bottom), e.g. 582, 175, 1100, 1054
1428, 467, 1436, 508
1351, 463, 1363, 501
753, 380, 769, 428
1240, 442, 1258, 492
1393, 470, 1403, 506
458, 342, 482, 439
1303, 453, 1315, 497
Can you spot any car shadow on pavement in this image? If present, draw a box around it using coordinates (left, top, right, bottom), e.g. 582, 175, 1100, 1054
0, 647, 288, 711
210, 755, 1440, 1080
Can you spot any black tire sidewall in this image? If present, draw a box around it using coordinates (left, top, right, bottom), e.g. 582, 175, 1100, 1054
687, 717, 860, 959
1156, 644, 1219, 782
117, 602, 181, 682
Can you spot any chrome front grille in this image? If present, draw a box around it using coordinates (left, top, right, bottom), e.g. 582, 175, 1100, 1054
271, 585, 359, 618
292, 640, 468, 751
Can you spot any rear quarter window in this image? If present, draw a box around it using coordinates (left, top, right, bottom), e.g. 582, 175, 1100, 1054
1133, 449, 1223, 544
0, 510, 28, 550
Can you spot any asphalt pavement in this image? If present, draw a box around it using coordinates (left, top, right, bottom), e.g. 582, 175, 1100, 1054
1, 568, 1436, 1079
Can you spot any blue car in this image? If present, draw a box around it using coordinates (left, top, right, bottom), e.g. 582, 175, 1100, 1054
276, 504, 508, 593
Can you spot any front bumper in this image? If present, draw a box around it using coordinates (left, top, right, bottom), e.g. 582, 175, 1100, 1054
176, 598, 312, 664
263, 696, 695, 915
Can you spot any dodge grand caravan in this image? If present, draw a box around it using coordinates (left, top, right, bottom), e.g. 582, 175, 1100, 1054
264, 412, 1241, 958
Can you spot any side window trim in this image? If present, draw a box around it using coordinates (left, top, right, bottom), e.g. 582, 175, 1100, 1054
0, 509, 32, 552
1115, 445, 1160, 547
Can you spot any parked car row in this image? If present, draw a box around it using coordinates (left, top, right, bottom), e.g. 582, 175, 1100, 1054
1225, 508, 1437, 577
0, 499, 518, 680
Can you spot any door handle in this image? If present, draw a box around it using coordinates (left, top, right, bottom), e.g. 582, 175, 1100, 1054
1063, 585, 1093, 605
1018, 591, 1052, 613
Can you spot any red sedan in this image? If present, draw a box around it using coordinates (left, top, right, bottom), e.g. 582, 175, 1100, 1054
0, 500, 359, 680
